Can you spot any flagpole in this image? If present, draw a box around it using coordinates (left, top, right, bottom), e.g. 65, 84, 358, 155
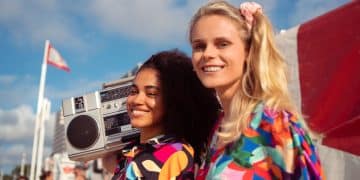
30, 40, 50, 180
35, 98, 51, 180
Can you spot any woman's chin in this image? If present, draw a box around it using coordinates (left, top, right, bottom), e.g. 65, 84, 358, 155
200, 80, 224, 89
130, 120, 143, 128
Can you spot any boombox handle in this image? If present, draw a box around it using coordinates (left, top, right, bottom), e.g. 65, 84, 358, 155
102, 76, 134, 89
102, 62, 142, 89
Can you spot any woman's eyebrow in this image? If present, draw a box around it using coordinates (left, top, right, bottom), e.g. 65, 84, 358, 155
145, 85, 160, 90
191, 39, 203, 44
214, 37, 230, 41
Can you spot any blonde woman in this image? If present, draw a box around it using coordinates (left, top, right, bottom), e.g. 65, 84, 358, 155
189, 1, 325, 179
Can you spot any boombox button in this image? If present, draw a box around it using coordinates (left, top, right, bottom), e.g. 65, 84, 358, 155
114, 103, 118, 108
121, 124, 132, 131
106, 104, 111, 109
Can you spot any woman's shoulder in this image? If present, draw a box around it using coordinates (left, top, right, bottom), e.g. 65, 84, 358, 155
132, 136, 194, 161
230, 105, 325, 178
153, 139, 194, 158
249, 105, 313, 147
126, 137, 195, 167
263, 107, 324, 177
249, 104, 306, 133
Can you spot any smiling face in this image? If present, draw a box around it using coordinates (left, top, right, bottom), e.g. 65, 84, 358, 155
126, 68, 164, 132
191, 15, 248, 95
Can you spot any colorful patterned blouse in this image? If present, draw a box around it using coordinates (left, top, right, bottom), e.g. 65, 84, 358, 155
196, 103, 325, 180
112, 135, 195, 180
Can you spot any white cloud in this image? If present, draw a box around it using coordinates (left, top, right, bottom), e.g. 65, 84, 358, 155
0, 0, 280, 48
0, 0, 86, 49
0, 105, 55, 173
90, 0, 353, 45
5, 0, 346, 52
0, 105, 55, 142
87, 0, 193, 44
86, 0, 280, 45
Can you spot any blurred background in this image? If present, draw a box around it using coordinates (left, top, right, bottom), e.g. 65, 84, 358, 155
0, 0, 358, 179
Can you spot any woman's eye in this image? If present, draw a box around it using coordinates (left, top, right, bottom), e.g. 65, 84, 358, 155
218, 41, 229, 48
129, 88, 138, 95
146, 92, 158, 97
192, 43, 205, 51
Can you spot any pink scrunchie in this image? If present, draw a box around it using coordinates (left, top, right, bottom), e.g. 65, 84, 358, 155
239, 2, 263, 29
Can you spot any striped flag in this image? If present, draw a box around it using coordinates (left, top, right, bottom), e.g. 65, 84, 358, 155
276, 0, 359, 156
46, 43, 70, 72
275, 2, 360, 179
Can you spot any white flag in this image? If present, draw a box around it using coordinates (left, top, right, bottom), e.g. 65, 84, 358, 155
46, 43, 70, 72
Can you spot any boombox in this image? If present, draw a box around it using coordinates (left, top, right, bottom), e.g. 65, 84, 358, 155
62, 77, 140, 162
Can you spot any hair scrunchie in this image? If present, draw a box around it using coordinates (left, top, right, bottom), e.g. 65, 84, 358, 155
239, 2, 263, 30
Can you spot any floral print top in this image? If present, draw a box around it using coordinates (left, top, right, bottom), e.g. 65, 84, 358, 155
196, 103, 325, 180
112, 134, 194, 180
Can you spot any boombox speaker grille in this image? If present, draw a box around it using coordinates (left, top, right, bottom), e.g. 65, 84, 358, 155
67, 115, 99, 149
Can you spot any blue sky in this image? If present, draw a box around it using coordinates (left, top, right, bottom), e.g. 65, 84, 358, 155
0, 0, 349, 175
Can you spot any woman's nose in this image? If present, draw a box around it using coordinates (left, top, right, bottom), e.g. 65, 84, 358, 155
131, 93, 144, 105
203, 45, 216, 60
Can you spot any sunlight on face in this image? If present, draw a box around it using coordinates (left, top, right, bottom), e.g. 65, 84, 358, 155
126, 68, 164, 131
191, 15, 247, 95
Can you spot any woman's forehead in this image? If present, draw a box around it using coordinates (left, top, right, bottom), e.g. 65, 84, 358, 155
134, 68, 160, 86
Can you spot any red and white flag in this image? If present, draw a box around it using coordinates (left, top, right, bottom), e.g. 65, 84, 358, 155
276, 1, 359, 156
46, 43, 70, 72
275, 2, 360, 179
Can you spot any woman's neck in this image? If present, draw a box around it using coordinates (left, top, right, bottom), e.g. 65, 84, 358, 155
216, 80, 241, 115
139, 126, 164, 143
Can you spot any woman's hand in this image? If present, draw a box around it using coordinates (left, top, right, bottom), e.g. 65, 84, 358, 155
101, 152, 118, 173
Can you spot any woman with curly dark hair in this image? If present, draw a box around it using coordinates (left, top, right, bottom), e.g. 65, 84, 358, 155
111, 49, 220, 180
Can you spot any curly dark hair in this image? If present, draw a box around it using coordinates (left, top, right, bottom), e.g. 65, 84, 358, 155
138, 49, 221, 163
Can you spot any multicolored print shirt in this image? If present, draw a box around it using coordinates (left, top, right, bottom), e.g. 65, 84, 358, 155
196, 103, 325, 180
112, 135, 195, 180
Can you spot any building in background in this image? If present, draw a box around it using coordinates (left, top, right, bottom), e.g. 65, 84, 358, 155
52, 111, 66, 154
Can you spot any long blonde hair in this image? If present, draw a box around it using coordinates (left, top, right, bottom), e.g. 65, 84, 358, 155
189, 1, 309, 145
